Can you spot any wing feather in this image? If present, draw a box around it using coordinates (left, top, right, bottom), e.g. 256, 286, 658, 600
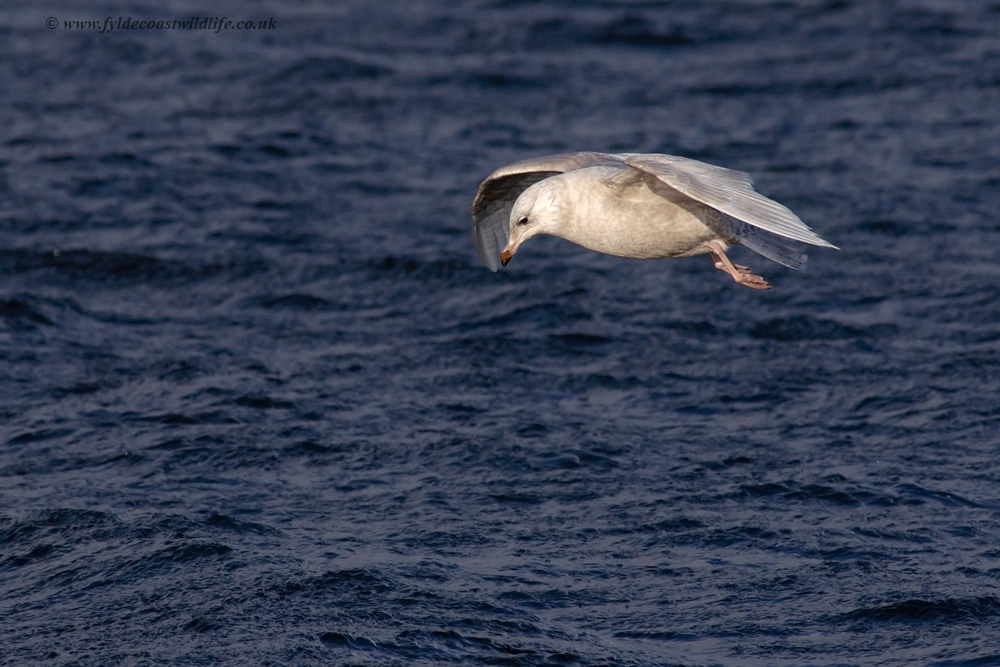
623, 154, 837, 249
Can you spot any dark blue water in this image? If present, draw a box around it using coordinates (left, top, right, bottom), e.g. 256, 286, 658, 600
3, 1, 1000, 664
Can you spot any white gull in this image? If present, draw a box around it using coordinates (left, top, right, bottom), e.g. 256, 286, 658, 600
472, 152, 837, 289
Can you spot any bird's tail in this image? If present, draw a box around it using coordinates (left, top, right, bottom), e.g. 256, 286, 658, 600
717, 213, 809, 270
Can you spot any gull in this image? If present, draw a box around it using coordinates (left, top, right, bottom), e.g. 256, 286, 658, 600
471, 152, 837, 289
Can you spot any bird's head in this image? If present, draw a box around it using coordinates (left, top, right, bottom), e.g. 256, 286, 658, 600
500, 180, 568, 268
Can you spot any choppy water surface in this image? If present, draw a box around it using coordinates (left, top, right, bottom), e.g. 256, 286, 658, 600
3, 1, 1000, 665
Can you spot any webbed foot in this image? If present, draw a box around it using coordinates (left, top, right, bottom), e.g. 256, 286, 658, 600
705, 240, 771, 290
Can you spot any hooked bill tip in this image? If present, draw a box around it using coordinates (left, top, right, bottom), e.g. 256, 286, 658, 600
499, 249, 512, 267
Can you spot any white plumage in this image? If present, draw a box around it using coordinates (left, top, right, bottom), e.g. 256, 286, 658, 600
472, 152, 837, 289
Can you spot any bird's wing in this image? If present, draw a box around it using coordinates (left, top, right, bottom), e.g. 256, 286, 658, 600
623, 154, 837, 248
472, 152, 623, 270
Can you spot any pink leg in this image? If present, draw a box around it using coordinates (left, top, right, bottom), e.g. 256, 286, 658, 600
705, 240, 771, 290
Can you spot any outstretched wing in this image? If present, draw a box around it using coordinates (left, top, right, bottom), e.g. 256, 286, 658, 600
623, 154, 837, 249
472, 152, 623, 270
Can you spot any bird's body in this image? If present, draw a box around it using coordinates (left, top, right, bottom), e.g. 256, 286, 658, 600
518, 165, 722, 260
471, 152, 837, 289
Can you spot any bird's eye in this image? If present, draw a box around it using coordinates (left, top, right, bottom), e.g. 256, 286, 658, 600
516, 216, 528, 226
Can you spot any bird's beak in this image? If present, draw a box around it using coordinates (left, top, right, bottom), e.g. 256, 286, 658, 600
499, 249, 512, 267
